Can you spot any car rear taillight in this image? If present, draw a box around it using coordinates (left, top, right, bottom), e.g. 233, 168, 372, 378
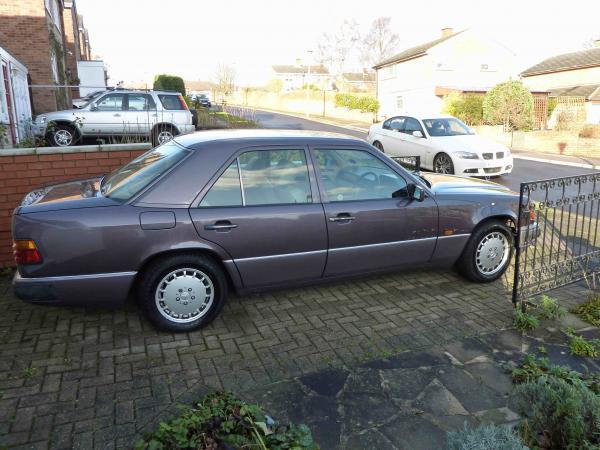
13, 240, 42, 265
178, 95, 189, 110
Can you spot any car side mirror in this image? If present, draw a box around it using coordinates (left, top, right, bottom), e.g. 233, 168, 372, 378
412, 130, 424, 138
407, 183, 426, 201
90, 103, 98, 111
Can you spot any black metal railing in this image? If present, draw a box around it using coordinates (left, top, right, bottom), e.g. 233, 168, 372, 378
392, 155, 421, 172
512, 172, 600, 304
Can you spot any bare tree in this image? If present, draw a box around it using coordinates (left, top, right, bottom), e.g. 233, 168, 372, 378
316, 19, 361, 74
360, 17, 400, 68
215, 63, 236, 98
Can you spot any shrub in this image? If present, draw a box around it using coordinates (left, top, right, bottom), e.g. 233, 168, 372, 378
569, 334, 599, 358
447, 423, 528, 450
135, 391, 319, 450
483, 80, 534, 131
572, 296, 600, 326
153, 74, 186, 96
442, 92, 484, 126
537, 294, 566, 320
513, 308, 539, 333
547, 97, 557, 118
513, 376, 600, 449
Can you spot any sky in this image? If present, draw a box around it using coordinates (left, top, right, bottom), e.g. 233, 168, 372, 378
76, 0, 600, 87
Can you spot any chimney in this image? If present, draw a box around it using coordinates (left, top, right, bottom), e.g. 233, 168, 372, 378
441, 27, 454, 38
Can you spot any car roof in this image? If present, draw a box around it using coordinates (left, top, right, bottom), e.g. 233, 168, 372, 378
387, 113, 455, 120
174, 129, 365, 148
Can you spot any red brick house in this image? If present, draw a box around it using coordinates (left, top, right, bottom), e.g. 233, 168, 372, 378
0, 0, 92, 114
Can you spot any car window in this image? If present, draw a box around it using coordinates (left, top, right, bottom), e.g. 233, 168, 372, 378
95, 93, 124, 111
127, 94, 156, 111
158, 94, 185, 110
101, 141, 189, 201
422, 118, 474, 136
388, 117, 405, 131
199, 161, 243, 207
314, 149, 407, 202
402, 117, 424, 135
239, 149, 312, 205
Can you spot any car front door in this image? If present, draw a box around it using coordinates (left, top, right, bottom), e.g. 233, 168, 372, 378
84, 93, 125, 135
311, 146, 438, 277
189, 147, 328, 288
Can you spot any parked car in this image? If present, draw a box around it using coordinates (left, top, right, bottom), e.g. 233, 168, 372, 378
12, 130, 536, 331
33, 90, 196, 147
367, 114, 513, 177
197, 94, 212, 108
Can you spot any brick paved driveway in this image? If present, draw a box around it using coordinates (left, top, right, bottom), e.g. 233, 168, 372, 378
0, 268, 518, 449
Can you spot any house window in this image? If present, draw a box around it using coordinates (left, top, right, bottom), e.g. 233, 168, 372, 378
436, 61, 453, 71
45, 0, 62, 32
396, 96, 404, 110
480, 63, 495, 72
381, 64, 396, 79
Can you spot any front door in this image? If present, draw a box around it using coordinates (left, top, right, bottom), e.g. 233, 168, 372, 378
398, 116, 430, 164
311, 147, 438, 276
189, 147, 328, 288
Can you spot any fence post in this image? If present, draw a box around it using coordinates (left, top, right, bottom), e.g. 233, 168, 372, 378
512, 182, 524, 308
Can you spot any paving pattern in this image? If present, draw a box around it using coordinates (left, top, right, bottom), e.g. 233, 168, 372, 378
0, 267, 591, 449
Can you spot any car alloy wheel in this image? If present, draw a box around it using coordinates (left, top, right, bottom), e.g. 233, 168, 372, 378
54, 129, 73, 146
157, 130, 174, 144
154, 267, 214, 324
475, 231, 509, 276
434, 153, 454, 174
373, 141, 384, 152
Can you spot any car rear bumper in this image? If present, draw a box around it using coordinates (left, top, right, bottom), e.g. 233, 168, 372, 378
13, 270, 136, 306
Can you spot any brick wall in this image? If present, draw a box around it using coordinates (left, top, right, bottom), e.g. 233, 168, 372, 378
0, 0, 69, 113
0, 144, 148, 268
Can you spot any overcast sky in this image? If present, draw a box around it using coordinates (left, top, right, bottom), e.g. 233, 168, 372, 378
76, 0, 600, 86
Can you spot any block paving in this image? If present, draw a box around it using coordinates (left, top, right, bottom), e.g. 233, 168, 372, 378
0, 268, 589, 449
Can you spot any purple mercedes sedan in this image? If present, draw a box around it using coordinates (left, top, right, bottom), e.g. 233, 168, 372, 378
12, 130, 535, 331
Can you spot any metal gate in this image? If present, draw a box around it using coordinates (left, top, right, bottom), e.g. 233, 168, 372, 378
512, 172, 600, 304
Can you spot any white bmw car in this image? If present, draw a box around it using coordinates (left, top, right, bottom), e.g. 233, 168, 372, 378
367, 114, 513, 177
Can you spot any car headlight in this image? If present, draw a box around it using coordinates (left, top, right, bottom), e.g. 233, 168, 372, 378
21, 188, 48, 206
455, 151, 479, 159
38, 115, 47, 124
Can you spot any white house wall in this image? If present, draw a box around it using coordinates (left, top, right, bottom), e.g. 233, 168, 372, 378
376, 30, 516, 118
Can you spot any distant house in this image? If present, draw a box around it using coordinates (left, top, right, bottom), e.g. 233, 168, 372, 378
0, 46, 32, 146
521, 43, 600, 124
271, 65, 329, 91
337, 72, 376, 93
373, 28, 516, 117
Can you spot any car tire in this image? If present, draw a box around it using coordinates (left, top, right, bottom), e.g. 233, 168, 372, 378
137, 253, 228, 332
48, 124, 78, 147
152, 125, 177, 146
433, 153, 454, 174
373, 141, 384, 152
457, 220, 514, 283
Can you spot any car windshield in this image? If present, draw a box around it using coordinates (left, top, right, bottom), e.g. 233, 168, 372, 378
80, 91, 106, 108
101, 141, 190, 200
422, 118, 474, 137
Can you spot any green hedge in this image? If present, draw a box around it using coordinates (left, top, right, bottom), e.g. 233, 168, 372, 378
153, 74, 186, 96
335, 93, 379, 113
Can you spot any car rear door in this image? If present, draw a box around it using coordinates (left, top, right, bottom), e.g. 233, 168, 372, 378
310, 145, 438, 277
124, 93, 157, 136
189, 146, 328, 288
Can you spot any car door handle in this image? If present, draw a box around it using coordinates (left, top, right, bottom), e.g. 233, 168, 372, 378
204, 221, 238, 231
329, 214, 355, 223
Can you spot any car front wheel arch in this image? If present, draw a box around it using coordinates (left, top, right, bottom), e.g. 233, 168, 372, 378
151, 123, 179, 146
433, 152, 455, 174
47, 121, 80, 147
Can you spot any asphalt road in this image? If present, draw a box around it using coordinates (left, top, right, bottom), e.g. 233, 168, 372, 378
254, 109, 596, 197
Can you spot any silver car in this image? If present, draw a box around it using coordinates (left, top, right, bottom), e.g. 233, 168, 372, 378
33, 89, 195, 147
